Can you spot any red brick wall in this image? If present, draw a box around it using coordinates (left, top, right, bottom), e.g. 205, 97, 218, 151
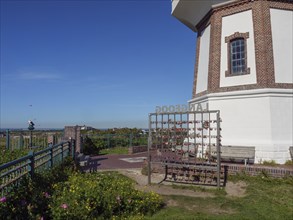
128, 145, 148, 154
150, 162, 293, 178
225, 164, 293, 178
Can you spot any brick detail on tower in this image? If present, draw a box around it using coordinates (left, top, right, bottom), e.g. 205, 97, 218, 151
192, 0, 293, 99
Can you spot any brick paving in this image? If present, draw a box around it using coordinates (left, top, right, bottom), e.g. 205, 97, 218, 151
83, 152, 148, 172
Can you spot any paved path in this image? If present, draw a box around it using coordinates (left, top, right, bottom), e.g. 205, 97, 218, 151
83, 152, 148, 172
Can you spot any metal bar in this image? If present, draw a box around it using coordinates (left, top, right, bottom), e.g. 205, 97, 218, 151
155, 114, 158, 150
0, 155, 31, 171
201, 112, 204, 161
167, 114, 170, 149
147, 114, 152, 185
163, 162, 218, 171
71, 139, 76, 159
61, 143, 64, 162
209, 112, 211, 163
35, 158, 51, 169
161, 114, 163, 152
29, 130, 33, 148
28, 151, 34, 178
194, 112, 197, 164
0, 171, 29, 190
49, 146, 53, 168
180, 113, 183, 159
216, 111, 221, 188
187, 112, 189, 163
0, 162, 29, 178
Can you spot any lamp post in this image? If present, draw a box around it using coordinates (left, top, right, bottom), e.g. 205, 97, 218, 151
28, 120, 35, 148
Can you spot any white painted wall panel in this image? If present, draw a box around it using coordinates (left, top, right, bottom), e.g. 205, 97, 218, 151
270, 96, 293, 144
196, 25, 210, 94
189, 88, 293, 163
270, 9, 293, 84
220, 10, 257, 87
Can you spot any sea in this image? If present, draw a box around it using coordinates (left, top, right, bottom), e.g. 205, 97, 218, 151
0, 128, 64, 132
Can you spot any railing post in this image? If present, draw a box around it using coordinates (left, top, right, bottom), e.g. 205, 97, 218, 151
107, 134, 110, 149
29, 130, 33, 148
129, 133, 133, 147
49, 144, 53, 168
68, 138, 72, 158
19, 134, 24, 149
28, 151, 35, 178
70, 139, 76, 160
6, 129, 10, 150
61, 143, 64, 162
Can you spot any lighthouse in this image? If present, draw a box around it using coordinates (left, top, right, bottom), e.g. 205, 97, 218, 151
172, 0, 293, 163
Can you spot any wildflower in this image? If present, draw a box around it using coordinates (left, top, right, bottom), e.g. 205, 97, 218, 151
0, 197, 6, 203
43, 192, 50, 198
20, 200, 27, 206
60, 203, 68, 209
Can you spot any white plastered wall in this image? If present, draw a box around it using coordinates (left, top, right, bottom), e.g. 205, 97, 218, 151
270, 8, 293, 84
220, 10, 257, 87
189, 89, 293, 164
196, 25, 210, 94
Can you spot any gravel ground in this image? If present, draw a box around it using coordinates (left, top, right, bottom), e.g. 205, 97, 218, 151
116, 168, 247, 198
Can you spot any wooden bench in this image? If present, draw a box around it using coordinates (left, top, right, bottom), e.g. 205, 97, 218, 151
211, 145, 255, 164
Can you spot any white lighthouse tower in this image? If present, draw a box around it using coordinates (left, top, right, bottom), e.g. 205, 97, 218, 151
172, 0, 293, 163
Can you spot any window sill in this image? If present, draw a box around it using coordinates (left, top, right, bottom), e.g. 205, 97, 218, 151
225, 68, 250, 77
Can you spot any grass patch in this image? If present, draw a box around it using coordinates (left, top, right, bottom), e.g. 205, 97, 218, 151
171, 183, 227, 196
99, 146, 129, 155
146, 174, 293, 220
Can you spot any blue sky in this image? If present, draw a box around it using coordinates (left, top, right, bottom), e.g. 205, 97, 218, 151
0, 0, 196, 129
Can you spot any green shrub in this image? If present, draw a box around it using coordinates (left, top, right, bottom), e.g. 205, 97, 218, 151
262, 160, 277, 166
82, 136, 102, 155
285, 160, 293, 166
50, 172, 163, 219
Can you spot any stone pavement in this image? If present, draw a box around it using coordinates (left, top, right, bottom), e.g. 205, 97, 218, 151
83, 152, 148, 172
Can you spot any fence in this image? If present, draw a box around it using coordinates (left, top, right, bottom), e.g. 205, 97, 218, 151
87, 133, 148, 149
1, 129, 63, 151
0, 140, 75, 196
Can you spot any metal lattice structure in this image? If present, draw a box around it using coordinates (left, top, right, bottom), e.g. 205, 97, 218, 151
147, 110, 226, 188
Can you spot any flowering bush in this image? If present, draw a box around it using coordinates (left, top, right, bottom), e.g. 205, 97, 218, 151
51, 172, 163, 219
1, 158, 162, 220
0, 157, 76, 219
